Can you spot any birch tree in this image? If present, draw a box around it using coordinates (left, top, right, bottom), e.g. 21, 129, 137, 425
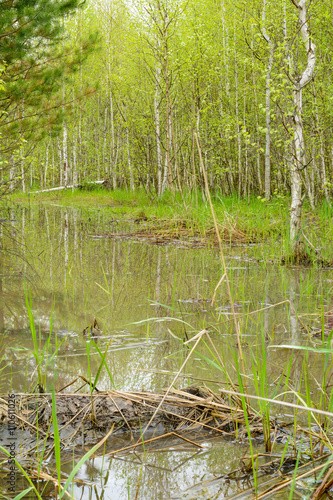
289, 0, 316, 259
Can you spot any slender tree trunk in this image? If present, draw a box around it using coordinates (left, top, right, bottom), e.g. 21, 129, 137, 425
262, 0, 274, 200
234, 51, 242, 197
251, 32, 262, 193
62, 81, 68, 188
164, 30, 174, 194
21, 150, 25, 193
10, 155, 14, 192
243, 73, 248, 198
63, 123, 68, 188
313, 87, 330, 207
110, 92, 117, 189
191, 93, 198, 207
125, 106, 134, 191
290, 0, 316, 257
264, 49, 274, 200
154, 59, 162, 196
44, 142, 49, 189
170, 105, 182, 195
71, 89, 76, 190
103, 104, 108, 176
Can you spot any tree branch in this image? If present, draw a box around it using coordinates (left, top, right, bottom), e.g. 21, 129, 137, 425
290, 0, 300, 8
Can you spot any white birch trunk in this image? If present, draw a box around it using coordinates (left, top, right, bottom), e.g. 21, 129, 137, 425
154, 60, 162, 196
235, 56, 242, 197
9, 155, 14, 192
314, 89, 330, 207
21, 151, 25, 193
262, 0, 274, 200
44, 143, 49, 189
63, 123, 68, 188
110, 92, 117, 189
125, 107, 134, 191
290, 0, 316, 255
161, 152, 168, 194
73, 133, 77, 190
103, 105, 108, 176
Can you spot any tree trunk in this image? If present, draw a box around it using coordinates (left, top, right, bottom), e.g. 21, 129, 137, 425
262, 0, 274, 200
154, 58, 162, 196
290, 0, 316, 258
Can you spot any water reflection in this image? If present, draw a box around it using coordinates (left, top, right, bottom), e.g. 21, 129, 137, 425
0, 203, 331, 499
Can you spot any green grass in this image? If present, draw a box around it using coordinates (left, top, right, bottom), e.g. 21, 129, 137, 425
8, 187, 333, 262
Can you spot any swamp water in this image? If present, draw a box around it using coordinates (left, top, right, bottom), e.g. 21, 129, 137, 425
0, 203, 332, 499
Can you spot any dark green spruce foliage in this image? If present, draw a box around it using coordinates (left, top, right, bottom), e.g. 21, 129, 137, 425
0, 0, 96, 152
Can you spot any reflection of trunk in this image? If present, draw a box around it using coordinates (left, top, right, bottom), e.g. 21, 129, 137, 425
288, 270, 303, 419
290, 0, 316, 256
289, 270, 300, 342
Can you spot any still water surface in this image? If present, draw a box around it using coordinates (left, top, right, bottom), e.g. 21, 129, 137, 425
0, 203, 331, 499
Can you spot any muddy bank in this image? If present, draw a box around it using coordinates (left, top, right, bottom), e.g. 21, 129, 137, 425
0, 387, 289, 451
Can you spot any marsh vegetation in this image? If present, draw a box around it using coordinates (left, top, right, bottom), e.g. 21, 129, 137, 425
0, 197, 332, 499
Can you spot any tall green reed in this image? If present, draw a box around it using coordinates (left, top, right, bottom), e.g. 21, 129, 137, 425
24, 287, 66, 392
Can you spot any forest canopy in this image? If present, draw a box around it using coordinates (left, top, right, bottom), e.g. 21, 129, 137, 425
1, 0, 333, 223
0, 0, 97, 189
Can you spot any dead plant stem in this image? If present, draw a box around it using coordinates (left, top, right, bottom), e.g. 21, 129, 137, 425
136, 328, 207, 443
195, 132, 248, 401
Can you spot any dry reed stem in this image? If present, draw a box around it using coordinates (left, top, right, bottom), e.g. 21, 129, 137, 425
58, 375, 100, 393
30, 469, 74, 500
195, 132, 248, 404
107, 393, 133, 440
249, 459, 333, 500
310, 462, 333, 499
211, 273, 226, 306
136, 328, 207, 442
220, 388, 333, 420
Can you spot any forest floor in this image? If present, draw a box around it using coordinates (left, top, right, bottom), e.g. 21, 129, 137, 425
10, 188, 333, 264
